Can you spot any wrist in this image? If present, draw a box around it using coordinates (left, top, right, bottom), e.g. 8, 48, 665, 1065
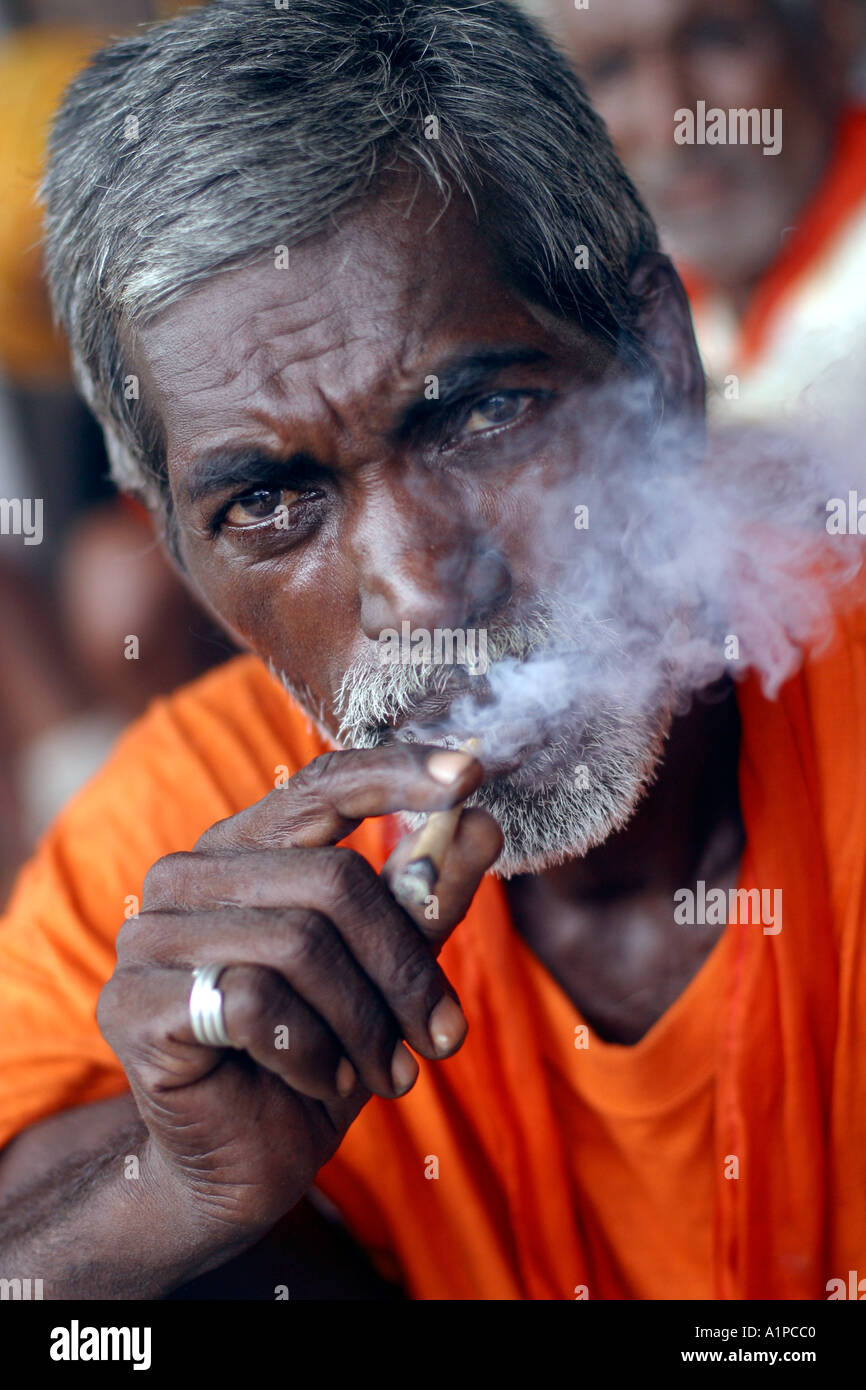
129, 1137, 266, 1294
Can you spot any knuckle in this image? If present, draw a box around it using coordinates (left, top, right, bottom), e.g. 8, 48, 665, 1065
224, 964, 281, 1047
295, 750, 340, 789
322, 846, 380, 913
114, 914, 141, 958
97, 970, 138, 1046
389, 937, 438, 1001
278, 909, 337, 973
141, 851, 191, 907
114, 908, 171, 963
96, 976, 121, 1039
193, 814, 236, 851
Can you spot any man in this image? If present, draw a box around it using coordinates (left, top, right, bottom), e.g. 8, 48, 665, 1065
527, 0, 866, 420
0, 0, 863, 1301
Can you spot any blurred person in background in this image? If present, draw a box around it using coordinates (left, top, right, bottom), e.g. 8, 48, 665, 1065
0, 0, 224, 887
0, 0, 865, 1305
525, 0, 866, 420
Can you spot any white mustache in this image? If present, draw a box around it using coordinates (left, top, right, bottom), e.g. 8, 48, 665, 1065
335, 607, 541, 737
333, 601, 624, 751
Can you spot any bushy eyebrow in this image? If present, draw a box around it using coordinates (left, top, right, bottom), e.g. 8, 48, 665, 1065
393, 345, 553, 438
181, 343, 554, 505
183, 450, 316, 506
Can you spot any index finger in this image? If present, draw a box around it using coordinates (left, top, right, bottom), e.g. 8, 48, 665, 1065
196, 743, 483, 852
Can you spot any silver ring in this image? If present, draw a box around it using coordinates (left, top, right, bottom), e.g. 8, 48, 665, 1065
189, 963, 234, 1048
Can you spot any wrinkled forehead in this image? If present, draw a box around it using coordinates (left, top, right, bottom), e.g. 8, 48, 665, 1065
131, 177, 613, 473
135, 183, 507, 388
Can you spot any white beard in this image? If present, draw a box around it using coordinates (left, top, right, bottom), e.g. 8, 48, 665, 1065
419, 704, 672, 879
274, 603, 675, 879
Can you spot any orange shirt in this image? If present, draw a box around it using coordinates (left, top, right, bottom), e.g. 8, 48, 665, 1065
1, 591, 865, 1299
514, 931, 721, 1299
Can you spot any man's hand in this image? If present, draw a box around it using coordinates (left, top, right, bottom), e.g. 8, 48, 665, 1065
97, 744, 502, 1246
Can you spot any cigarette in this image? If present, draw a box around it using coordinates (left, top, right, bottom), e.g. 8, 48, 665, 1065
392, 737, 481, 907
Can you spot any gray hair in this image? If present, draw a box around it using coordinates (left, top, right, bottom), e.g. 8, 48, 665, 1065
40, 0, 658, 511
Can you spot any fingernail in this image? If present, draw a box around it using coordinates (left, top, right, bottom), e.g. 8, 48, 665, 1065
428, 996, 468, 1056
391, 1042, 419, 1095
426, 750, 474, 785
336, 1057, 356, 1098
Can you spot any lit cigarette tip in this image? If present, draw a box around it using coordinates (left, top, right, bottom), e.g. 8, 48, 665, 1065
393, 856, 439, 907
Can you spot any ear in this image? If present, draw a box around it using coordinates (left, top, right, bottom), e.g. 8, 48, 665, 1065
627, 252, 705, 422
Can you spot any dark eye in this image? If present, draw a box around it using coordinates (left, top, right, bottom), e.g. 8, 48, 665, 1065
462, 393, 532, 436
223, 487, 301, 528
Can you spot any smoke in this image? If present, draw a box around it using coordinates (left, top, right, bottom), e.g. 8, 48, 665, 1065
320, 354, 865, 875
342, 367, 862, 733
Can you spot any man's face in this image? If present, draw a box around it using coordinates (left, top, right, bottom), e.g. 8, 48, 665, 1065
535, 0, 838, 289
135, 177, 675, 876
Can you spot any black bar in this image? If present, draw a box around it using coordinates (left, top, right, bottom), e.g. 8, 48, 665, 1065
5, 1298, 860, 1375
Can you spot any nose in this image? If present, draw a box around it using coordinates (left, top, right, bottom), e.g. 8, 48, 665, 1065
351, 474, 512, 641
